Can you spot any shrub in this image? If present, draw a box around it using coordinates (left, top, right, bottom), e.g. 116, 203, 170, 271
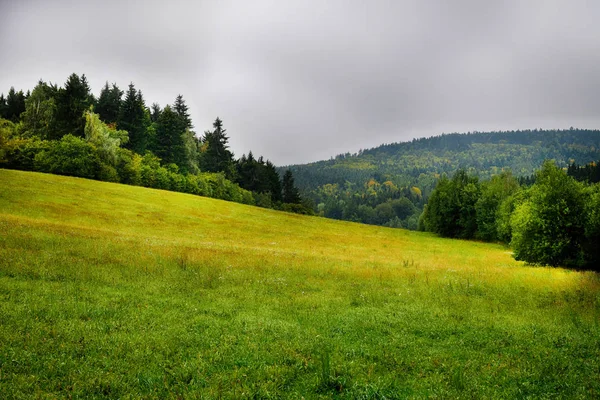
116, 149, 142, 186
34, 134, 101, 179
1, 136, 51, 171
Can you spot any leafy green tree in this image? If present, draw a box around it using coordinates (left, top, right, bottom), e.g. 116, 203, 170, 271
390, 197, 416, 220
21, 81, 58, 139
582, 183, 600, 270
118, 83, 149, 154
115, 148, 142, 186
375, 202, 396, 225
182, 128, 200, 174
0, 118, 16, 164
495, 188, 527, 243
475, 171, 519, 241
96, 82, 123, 124
422, 170, 480, 238
510, 161, 586, 267
53, 73, 93, 139
200, 117, 236, 179
282, 169, 301, 204
84, 111, 128, 166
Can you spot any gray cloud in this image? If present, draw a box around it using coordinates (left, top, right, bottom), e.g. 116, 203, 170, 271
2, 0, 600, 165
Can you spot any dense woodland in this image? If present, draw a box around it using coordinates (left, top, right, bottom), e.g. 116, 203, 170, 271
285, 129, 600, 229
0, 74, 310, 213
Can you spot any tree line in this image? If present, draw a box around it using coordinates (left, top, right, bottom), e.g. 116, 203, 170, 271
420, 161, 600, 270
0, 73, 310, 213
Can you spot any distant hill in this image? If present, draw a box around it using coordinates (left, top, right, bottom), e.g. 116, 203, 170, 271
281, 129, 600, 229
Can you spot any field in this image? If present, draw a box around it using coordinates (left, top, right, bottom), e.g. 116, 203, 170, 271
0, 169, 599, 399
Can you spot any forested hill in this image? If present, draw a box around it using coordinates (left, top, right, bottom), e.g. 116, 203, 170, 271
287, 129, 600, 192
282, 129, 600, 230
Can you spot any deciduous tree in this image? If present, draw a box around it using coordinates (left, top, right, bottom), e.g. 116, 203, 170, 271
510, 161, 586, 267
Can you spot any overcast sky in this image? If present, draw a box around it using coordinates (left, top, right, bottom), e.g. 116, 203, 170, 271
2, 1, 600, 165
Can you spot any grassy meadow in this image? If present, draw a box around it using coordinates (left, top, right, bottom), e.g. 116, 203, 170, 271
0, 169, 599, 399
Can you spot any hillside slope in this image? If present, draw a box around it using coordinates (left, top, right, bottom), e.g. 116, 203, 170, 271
0, 169, 599, 398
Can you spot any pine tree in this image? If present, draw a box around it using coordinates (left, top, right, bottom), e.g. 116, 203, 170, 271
282, 169, 301, 204
118, 83, 149, 154
96, 82, 123, 124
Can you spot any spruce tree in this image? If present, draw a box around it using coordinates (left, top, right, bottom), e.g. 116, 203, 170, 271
118, 83, 149, 154
53, 73, 92, 138
155, 105, 187, 168
0, 93, 7, 119
150, 103, 161, 123
265, 160, 283, 203
6, 87, 26, 123
282, 169, 301, 204
96, 82, 123, 124
200, 117, 235, 179
236, 151, 257, 191
173, 94, 192, 130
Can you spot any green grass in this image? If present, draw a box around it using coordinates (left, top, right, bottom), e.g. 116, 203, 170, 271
0, 169, 599, 399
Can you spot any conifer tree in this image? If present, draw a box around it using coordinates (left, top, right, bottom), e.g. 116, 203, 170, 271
200, 117, 235, 179
53, 73, 92, 138
0, 93, 7, 119
173, 94, 192, 130
96, 82, 123, 124
236, 154, 283, 203
118, 83, 149, 154
282, 169, 301, 204
6, 87, 26, 123
150, 103, 161, 122
265, 160, 283, 203
155, 105, 187, 168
